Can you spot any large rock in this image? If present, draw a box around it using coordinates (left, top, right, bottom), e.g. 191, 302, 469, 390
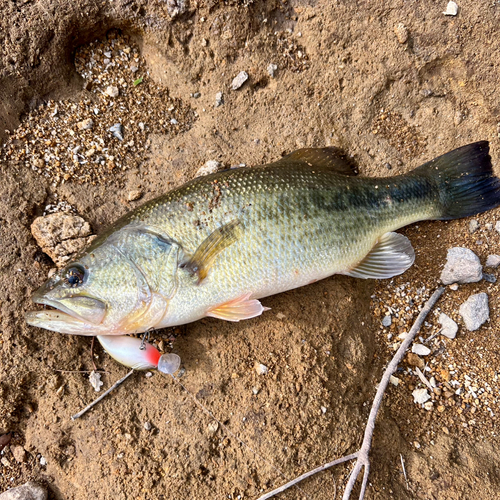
440, 247, 482, 285
0, 482, 47, 500
459, 293, 489, 331
30, 213, 94, 267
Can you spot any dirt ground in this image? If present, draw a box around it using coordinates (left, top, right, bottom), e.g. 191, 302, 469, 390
1, 0, 500, 498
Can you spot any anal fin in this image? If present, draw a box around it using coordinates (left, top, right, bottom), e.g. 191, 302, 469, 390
345, 232, 415, 279
207, 293, 269, 322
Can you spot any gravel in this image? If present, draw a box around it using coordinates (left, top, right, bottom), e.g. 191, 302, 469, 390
382, 315, 392, 327
0, 31, 196, 187
459, 293, 489, 331
438, 312, 458, 339
440, 247, 483, 285
0, 482, 47, 500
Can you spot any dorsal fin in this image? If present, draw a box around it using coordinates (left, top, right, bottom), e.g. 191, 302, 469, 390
269, 147, 358, 176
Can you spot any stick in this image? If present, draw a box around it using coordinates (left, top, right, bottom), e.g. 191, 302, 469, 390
257, 453, 359, 500
258, 286, 445, 500
71, 369, 135, 420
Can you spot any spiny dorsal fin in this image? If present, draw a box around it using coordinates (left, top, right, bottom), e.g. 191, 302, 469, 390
270, 147, 358, 176
345, 232, 415, 279
207, 293, 269, 321
181, 220, 243, 283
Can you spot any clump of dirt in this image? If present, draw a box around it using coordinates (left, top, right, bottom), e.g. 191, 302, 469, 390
1, 1, 500, 500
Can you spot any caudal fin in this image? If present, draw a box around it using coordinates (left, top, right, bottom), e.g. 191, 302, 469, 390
416, 141, 500, 220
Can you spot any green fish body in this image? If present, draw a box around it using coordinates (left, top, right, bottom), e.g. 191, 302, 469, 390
26, 142, 500, 337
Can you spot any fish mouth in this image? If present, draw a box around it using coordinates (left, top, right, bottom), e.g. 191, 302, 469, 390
25, 295, 107, 335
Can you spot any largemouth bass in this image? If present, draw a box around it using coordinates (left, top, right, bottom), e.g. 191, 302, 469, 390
26, 142, 500, 339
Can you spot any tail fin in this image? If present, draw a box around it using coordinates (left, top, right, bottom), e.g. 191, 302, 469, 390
416, 141, 500, 220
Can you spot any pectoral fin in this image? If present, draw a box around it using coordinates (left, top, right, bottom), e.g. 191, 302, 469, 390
207, 293, 269, 322
182, 220, 243, 283
345, 232, 415, 279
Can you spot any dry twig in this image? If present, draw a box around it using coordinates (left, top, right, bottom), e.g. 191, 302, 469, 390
258, 286, 445, 500
71, 369, 135, 420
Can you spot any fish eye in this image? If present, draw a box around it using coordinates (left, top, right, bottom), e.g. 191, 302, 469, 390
65, 265, 86, 287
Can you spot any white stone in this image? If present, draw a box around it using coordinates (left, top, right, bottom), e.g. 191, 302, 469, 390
412, 344, 431, 356
196, 160, 220, 177
382, 315, 392, 327
255, 362, 268, 375
0, 482, 47, 500
443, 1, 458, 16
438, 313, 458, 339
485, 255, 500, 268
412, 388, 431, 404
459, 293, 489, 331
440, 247, 482, 285
231, 71, 249, 90
105, 85, 119, 97
267, 63, 278, 77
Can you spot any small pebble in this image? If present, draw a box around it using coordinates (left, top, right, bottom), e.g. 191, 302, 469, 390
215, 91, 224, 107
412, 344, 431, 356
394, 23, 409, 44
170, 118, 178, 125
483, 273, 496, 283
407, 352, 425, 369
321, 406, 327, 414
127, 189, 143, 201
267, 63, 278, 77
440, 247, 482, 285
485, 254, 500, 268
109, 123, 124, 141
390, 375, 401, 386
495, 221, 500, 234
459, 293, 489, 331
485, 223, 493, 230
449, 283, 459, 291
255, 362, 268, 375
40, 456, 47, 466
196, 160, 220, 177
208, 421, 219, 434
438, 313, 458, 339
105, 85, 120, 97
252, 387, 260, 395
412, 388, 431, 404
231, 71, 249, 90
144, 422, 152, 431
443, 1, 458, 16
382, 315, 392, 327
468, 219, 479, 233
77, 118, 94, 131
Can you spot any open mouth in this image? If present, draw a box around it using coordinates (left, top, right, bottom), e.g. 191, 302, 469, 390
25, 296, 106, 335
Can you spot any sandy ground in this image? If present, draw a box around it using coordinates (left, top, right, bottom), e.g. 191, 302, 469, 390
1, 0, 500, 498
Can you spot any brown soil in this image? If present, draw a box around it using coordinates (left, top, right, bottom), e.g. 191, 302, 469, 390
1, 1, 500, 499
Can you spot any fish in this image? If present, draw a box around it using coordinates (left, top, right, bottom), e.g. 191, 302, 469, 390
26, 142, 500, 343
